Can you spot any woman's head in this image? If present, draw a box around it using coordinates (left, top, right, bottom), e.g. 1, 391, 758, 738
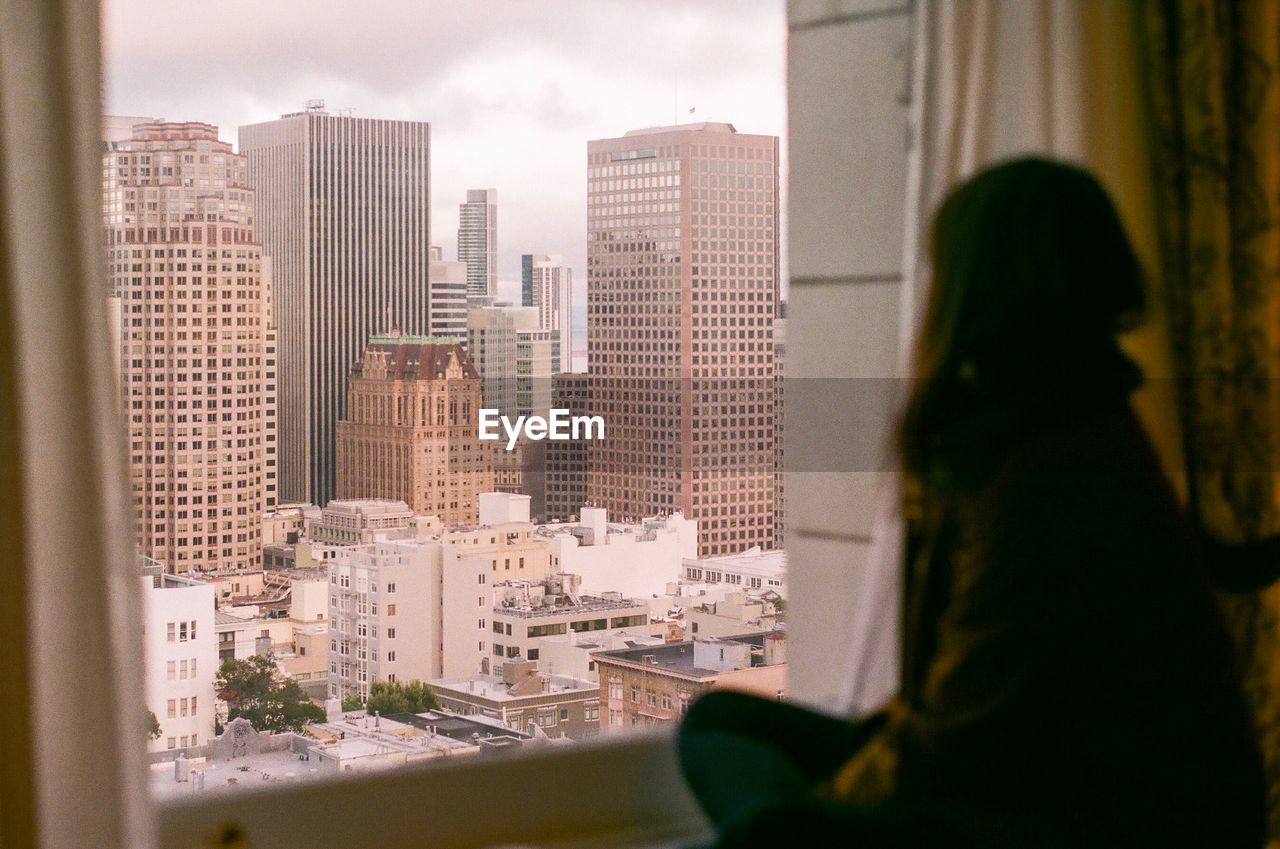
902, 158, 1146, 484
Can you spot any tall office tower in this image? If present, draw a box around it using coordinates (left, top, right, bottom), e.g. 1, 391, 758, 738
543, 373, 592, 521
335, 336, 492, 526
239, 104, 432, 506
104, 120, 272, 572
467, 304, 556, 515
522, 253, 574, 373
428, 246, 468, 343
458, 188, 497, 299
466, 304, 556, 422
586, 123, 779, 556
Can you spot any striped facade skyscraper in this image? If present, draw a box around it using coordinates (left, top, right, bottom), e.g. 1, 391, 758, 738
458, 188, 497, 299
239, 104, 432, 506
522, 253, 573, 374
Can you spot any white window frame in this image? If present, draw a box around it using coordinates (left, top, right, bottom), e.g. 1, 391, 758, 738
0, 1, 943, 848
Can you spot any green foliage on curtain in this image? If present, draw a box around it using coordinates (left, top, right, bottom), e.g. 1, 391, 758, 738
1142, 0, 1280, 838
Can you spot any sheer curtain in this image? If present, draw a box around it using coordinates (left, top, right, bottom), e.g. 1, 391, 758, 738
0, 1, 151, 848
841, 0, 1180, 715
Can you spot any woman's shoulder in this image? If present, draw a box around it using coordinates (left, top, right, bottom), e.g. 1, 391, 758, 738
969, 401, 1188, 544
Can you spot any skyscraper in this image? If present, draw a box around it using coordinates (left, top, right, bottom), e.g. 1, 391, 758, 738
585, 123, 778, 556
467, 303, 556, 516
335, 336, 491, 526
522, 253, 573, 374
466, 304, 556, 423
239, 104, 432, 506
428, 246, 468, 343
104, 120, 272, 572
544, 373, 592, 522
458, 188, 497, 299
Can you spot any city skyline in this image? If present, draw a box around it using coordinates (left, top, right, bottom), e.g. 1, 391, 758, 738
99, 0, 788, 301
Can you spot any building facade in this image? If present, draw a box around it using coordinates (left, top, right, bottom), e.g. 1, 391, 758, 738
522, 253, 573, 373
335, 338, 491, 525
489, 575, 655, 668
543, 373, 592, 521
327, 509, 556, 701
593, 632, 787, 734
105, 120, 272, 572
585, 123, 779, 556
466, 303, 556, 423
430, 664, 601, 739
458, 188, 497, 299
428, 247, 468, 343
239, 104, 433, 506
141, 563, 217, 753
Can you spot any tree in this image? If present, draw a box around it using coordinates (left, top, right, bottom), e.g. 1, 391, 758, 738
216, 656, 324, 733
146, 709, 162, 741
340, 692, 364, 712
365, 679, 439, 716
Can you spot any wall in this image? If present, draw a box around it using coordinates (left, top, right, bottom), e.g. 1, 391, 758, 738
550, 516, 699, 599
785, 0, 914, 708
141, 576, 217, 753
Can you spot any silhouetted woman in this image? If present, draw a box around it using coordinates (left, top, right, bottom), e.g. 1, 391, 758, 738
678, 158, 1267, 848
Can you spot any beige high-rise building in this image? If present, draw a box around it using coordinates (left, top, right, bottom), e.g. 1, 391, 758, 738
105, 120, 272, 572
335, 336, 492, 525
239, 105, 433, 507
586, 123, 779, 556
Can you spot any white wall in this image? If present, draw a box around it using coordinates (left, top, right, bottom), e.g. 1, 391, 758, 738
140, 576, 216, 752
785, 0, 914, 710
550, 515, 698, 599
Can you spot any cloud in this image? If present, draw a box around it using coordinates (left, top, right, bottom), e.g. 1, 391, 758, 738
101, 0, 787, 290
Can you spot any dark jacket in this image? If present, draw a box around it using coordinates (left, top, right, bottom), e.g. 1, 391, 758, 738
830, 401, 1267, 848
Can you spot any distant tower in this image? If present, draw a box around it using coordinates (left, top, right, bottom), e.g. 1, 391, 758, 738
104, 120, 272, 572
522, 253, 573, 374
458, 188, 497, 299
428, 246, 468, 344
239, 107, 433, 506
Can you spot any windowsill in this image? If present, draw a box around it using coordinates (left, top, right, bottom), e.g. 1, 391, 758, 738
156, 728, 710, 849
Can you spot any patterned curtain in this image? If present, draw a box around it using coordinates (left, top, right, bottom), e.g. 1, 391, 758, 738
1141, 0, 1280, 838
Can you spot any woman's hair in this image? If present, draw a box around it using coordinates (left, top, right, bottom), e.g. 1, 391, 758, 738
899, 157, 1146, 488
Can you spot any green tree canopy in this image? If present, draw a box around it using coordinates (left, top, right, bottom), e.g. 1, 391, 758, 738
340, 692, 364, 712
365, 679, 439, 716
147, 709, 162, 741
216, 656, 324, 733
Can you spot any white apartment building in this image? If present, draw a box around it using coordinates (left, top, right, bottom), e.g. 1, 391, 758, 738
538, 506, 698, 599
141, 566, 216, 753
327, 513, 555, 701
681, 548, 787, 597
489, 574, 657, 670
262, 502, 320, 546
311, 499, 416, 547
533, 631, 668, 684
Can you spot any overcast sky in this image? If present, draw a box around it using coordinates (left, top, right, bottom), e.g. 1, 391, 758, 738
101, 0, 787, 310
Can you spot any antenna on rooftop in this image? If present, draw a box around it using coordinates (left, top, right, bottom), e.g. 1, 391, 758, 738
305, 99, 325, 113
